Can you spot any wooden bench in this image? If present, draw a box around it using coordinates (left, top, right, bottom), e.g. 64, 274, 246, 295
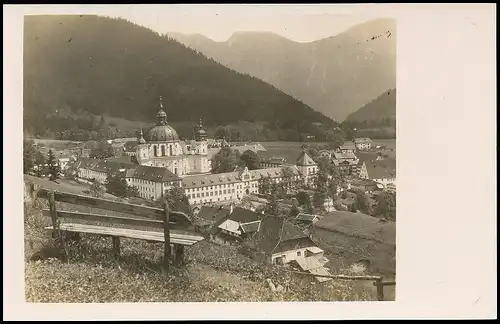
36, 189, 205, 273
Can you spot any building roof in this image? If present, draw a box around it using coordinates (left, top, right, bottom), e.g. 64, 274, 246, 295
196, 206, 231, 224
349, 178, 380, 188
296, 151, 316, 166
124, 141, 138, 152
354, 138, 373, 144
314, 211, 396, 245
231, 143, 267, 154
365, 158, 396, 180
248, 215, 312, 255
247, 166, 300, 180
333, 152, 358, 160
131, 165, 181, 182
240, 221, 261, 234
182, 171, 241, 189
92, 160, 137, 174
340, 141, 356, 149
227, 207, 261, 224
295, 213, 320, 223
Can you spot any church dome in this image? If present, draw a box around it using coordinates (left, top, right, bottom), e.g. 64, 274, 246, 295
147, 98, 180, 142
148, 124, 180, 142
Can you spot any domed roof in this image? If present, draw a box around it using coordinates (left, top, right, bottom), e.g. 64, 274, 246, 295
194, 117, 208, 141
148, 125, 180, 142
147, 100, 180, 142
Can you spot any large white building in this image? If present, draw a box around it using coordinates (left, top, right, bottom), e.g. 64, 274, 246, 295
72, 98, 320, 204
136, 98, 210, 176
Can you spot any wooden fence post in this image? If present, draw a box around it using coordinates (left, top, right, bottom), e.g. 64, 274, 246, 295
162, 201, 171, 274
374, 278, 385, 301
48, 191, 58, 239
112, 237, 121, 259
48, 191, 69, 262
173, 244, 185, 265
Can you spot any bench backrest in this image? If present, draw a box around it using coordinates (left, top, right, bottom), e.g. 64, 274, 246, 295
37, 189, 194, 231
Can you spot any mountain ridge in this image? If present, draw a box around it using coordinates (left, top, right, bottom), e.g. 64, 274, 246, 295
345, 88, 396, 122
167, 18, 397, 121
23, 15, 333, 139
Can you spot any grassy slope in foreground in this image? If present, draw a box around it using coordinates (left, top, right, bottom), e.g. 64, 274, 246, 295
24, 200, 380, 302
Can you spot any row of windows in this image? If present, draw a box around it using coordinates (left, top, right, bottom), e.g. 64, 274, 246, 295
187, 188, 236, 199
187, 183, 242, 192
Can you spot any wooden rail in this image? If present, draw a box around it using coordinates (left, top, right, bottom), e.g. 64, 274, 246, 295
287, 269, 395, 301
37, 189, 204, 274
37, 189, 192, 226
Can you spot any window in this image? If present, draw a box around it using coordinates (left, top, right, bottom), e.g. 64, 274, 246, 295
297, 251, 301, 256
161, 145, 165, 156
153, 146, 157, 157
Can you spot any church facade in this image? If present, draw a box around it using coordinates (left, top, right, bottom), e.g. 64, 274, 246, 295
136, 100, 211, 176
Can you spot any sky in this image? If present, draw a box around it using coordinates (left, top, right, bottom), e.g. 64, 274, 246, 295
101, 4, 392, 43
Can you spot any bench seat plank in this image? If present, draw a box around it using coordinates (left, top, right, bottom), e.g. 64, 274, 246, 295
45, 223, 204, 246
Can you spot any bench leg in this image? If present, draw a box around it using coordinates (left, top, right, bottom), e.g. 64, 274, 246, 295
174, 244, 185, 265
112, 237, 121, 259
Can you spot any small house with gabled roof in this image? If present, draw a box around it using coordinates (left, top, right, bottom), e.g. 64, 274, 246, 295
209, 207, 262, 246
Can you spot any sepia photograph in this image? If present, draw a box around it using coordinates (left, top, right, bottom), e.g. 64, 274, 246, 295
22, 8, 397, 303
6, 3, 496, 320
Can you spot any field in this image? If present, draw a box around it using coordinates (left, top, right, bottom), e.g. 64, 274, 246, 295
260, 139, 396, 162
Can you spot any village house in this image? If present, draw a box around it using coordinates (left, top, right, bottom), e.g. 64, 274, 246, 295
192, 205, 231, 232
73, 158, 137, 184
245, 215, 332, 281
73, 158, 182, 200
295, 213, 321, 225
348, 178, 384, 194
123, 141, 138, 157
123, 165, 182, 200
295, 151, 318, 186
260, 156, 287, 168
332, 151, 360, 176
209, 207, 262, 246
358, 158, 396, 189
339, 141, 356, 154
231, 143, 267, 155
308, 211, 396, 276
236, 195, 268, 212
354, 138, 373, 151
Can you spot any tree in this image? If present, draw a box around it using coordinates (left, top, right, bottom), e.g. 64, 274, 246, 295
210, 147, 242, 173
289, 199, 300, 217
258, 175, 272, 196
240, 150, 261, 170
354, 190, 372, 214
280, 166, 299, 197
373, 191, 396, 221
89, 140, 115, 159
296, 191, 311, 206
47, 149, 61, 181
105, 172, 128, 197
264, 182, 280, 216
156, 182, 193, 217
23, 139, 45, 175
313, 189, 327, 210
214, 126, 229, 140
89, 180, 105, 198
